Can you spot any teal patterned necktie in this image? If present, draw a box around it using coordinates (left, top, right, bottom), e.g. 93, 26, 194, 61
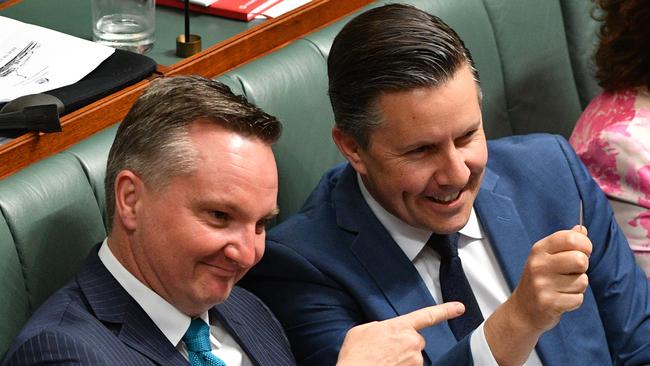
182, 318, 227, 366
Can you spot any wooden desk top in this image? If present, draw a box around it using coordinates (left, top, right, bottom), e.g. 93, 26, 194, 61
0, 0, 373, 179
1, 0, 265, 67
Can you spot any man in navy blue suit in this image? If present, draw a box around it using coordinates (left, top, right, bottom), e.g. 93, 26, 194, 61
241, 4, 650, 366
2, 76, 465, 366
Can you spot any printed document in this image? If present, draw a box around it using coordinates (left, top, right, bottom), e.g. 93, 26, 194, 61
0, 16, 114, 103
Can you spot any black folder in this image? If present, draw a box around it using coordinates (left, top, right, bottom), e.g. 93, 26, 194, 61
43, 49, 157, 115
0, 49, 157, 138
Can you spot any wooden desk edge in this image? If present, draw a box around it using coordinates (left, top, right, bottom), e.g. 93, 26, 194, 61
0, 0, 22, 10
0, 80, 150, 180
165, 0, 373, 77
0, 0, 372, 179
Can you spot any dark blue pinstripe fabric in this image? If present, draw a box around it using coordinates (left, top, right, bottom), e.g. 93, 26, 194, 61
2, 244, 296, 366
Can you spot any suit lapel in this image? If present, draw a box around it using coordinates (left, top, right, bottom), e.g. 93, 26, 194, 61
474, 169, 531, 290
333, 165, 457, 362
118, 303, 188, 366
78, 246, 187, 366
475, 168, 571, 363
210, 289, 264, 366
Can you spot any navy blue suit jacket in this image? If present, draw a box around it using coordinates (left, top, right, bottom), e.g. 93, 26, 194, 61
2, 245, 296, 366
241, 134, 650, 365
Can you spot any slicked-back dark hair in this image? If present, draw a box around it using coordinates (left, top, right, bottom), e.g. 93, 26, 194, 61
328, 4, 480, 148
105, 75, 281, 230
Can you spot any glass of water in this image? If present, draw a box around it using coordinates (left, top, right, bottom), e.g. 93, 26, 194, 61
91, 0, 155, 54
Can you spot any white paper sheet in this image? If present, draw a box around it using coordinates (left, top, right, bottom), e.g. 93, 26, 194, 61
189, 0, 216, 6
0, 16, 115, 103
257, 0, 311, 18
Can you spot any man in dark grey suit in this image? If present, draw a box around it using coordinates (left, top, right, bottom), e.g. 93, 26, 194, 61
2, 76, 463, 366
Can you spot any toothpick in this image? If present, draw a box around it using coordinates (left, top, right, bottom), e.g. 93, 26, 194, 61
579, 199, 583, 228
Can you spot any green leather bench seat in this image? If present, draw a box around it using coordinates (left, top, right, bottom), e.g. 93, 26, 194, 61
66, 124, 119, 228
0, 0, 600, 359
0, 216, 29, 359
0, 155, 107, 309
217, 39, 345, 221
0, 154, 107, 356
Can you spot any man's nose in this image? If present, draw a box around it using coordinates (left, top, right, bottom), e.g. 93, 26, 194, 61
224, 226, 259, 268
433, 148, 470, 187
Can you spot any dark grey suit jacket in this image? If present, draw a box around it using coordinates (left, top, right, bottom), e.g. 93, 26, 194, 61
2, 245, 296, 366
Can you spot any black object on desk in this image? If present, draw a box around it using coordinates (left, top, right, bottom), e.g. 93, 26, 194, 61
0, 93, 63, 135
176, 0, 202, 57
45, 49, 157, 114
0, 105, 61, 134
0, 49, 156, 138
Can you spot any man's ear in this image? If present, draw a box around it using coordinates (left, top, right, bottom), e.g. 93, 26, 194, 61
332, 126, 369, 175
114, 170, 144, 231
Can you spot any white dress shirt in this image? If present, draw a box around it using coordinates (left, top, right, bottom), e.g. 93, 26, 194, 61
358, 174, 542, 366
99, 239, 252, 366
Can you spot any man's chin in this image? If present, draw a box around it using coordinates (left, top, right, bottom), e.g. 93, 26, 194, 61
408, 205, 471, 233
208, 287, 233, 305
193, 283, 235, 309
418, 210, 471, 234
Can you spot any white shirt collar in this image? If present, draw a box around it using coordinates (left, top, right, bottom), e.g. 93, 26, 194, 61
98, 239, 210, 347
356, 173, 483, 261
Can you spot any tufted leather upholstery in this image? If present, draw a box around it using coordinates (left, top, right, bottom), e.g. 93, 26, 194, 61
0, 0, 599, 359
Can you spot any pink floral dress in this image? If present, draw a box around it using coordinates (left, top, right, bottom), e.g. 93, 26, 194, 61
570, 88, 650, 278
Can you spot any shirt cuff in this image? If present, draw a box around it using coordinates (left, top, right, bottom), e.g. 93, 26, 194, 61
470, 322, 499, 366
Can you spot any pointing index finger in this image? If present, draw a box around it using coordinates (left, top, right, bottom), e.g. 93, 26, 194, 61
398, 302, 465, 331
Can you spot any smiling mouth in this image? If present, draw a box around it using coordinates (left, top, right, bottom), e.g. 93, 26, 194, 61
203, 263, 238, 277
427, 191, 461, 204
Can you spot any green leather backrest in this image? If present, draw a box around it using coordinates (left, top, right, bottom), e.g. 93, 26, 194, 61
559, 0, 601, 108
0, 216, 30, 358
0, 154, 106, 311
220, 40, 346, 221
478, 0, 582, 137
66, 125, 119, 228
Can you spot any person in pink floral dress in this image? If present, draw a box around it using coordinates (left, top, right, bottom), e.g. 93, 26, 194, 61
570, 0, 650, 277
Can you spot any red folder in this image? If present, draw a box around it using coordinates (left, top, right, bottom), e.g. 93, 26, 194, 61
156, 0, 283, 21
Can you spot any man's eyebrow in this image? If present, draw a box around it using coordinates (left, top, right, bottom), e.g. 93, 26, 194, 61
460, 121, 482, 136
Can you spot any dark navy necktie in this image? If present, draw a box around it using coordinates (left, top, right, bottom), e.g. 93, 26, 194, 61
427, 232, 484, 340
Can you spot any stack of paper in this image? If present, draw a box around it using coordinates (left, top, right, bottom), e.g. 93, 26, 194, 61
0, 16, 114, 103
257, 0, 311, 19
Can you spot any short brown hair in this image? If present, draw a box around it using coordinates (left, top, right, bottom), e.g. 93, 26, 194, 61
105, 76, 281, 230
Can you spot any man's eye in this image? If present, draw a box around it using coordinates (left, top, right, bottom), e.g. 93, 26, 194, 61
257, 218, 269, 227
211, 211, 229, 222
255, 219, 270, 234
409, 146, 428, 154
458, 129, 477, 144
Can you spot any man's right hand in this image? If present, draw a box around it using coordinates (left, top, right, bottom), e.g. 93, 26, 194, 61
336, 302, 465, 366
510, 225, 592, 332
485, 225, 592, 365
